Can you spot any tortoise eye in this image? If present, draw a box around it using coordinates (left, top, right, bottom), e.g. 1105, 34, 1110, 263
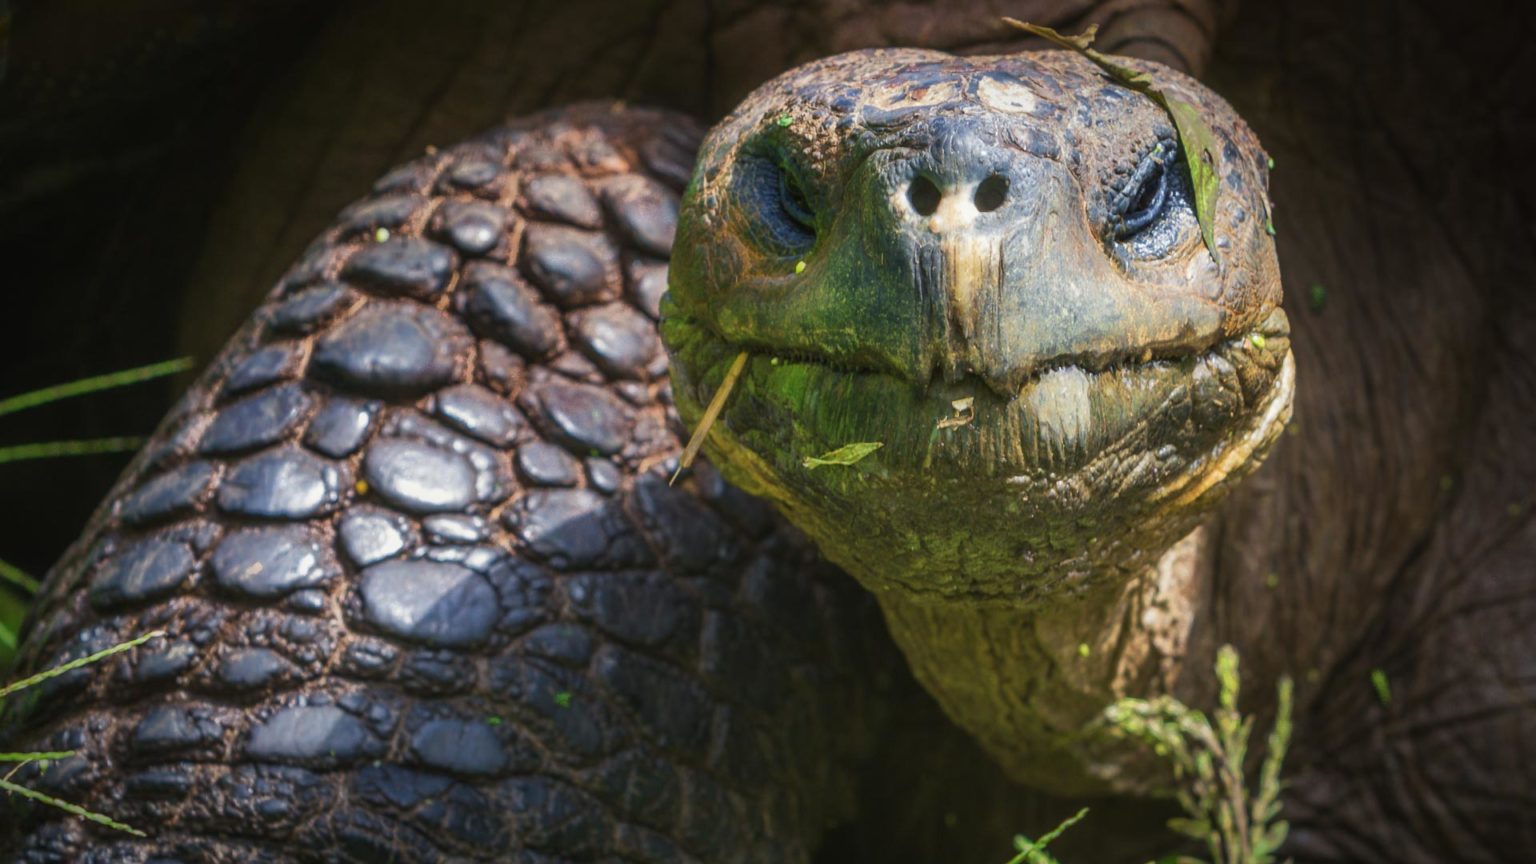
735, 146, 816, 255
779, 167, 815, 229
1114, 146, 1171, 240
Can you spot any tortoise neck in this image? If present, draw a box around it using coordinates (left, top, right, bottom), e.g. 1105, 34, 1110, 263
867, 526, 1217, 796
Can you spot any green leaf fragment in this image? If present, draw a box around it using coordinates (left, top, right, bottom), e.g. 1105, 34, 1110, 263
802, 441, 882, 470
1371, 669, 1392, 701
553, 691, 573, 709
1003, 20, 1224, 265
794, 260, 807, 274
374, 227, 390, 243
1250, 333, 1267, 349
485, 716, 502, 726
1265, 217, 1277, 237
776, 113, 793, 127
1308, 283, 1327, 311
1167, 816, 1212, 840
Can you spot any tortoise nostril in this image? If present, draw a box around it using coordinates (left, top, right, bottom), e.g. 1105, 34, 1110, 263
974, 174, 1009, 213
908, 176, 941, 217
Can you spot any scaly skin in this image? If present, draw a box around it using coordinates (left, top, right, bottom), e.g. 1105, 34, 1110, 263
0, 105, 892, 863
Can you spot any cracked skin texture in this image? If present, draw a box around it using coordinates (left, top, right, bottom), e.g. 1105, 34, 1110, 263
2, 18, 1535, 864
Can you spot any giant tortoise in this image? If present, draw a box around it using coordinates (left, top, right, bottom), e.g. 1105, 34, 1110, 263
1, 1, 1532, 862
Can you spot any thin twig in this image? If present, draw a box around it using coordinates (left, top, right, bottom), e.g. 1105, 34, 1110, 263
671, 351, 749, 485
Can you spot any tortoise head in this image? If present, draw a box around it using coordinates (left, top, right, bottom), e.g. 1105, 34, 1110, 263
662, 48, 1292, 601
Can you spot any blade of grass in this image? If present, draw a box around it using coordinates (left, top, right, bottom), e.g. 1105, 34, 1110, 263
0, 630, 164, 700
0, 357, 192, 419
0, 775, 146, 836
0, 437, 145, 466
0, 751, 74, 762
0, 557, 38, 594
0, 581, 26, 660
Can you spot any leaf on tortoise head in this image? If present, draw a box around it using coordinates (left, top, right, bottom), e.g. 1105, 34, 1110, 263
802, 441, 882, 470
1002, 19, 1225, 266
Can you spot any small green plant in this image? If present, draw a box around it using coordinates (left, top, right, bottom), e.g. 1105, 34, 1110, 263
1004, 647, 1293, 864
1104, 645, 1294, 864
0, 630, 165, 836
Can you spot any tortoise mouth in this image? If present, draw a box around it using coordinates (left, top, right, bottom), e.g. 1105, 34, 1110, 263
665, 306, 1292, 483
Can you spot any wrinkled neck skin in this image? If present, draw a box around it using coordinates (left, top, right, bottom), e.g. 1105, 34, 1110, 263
683, 349, 1295, 797
872, 526, 1215, 797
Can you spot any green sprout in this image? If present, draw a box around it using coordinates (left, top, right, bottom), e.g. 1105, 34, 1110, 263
1003, 807, 1090, 864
